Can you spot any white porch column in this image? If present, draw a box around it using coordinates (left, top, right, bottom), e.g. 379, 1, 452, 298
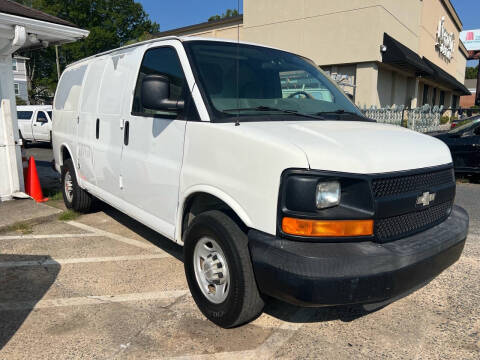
0, 26, 26, 201
410, 78, 420, 109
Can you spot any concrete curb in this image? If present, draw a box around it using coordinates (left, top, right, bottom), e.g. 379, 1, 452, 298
0, 199, 62, 233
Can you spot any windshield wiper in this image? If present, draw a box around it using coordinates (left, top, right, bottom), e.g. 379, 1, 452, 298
315, 109, 371, 121
223, 106, 325, 120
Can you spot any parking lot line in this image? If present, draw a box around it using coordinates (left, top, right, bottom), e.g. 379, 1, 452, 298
67, 220, 164, 251
0, 290, 189, 311
0, 233, 98, 240
0, 253, 171, 268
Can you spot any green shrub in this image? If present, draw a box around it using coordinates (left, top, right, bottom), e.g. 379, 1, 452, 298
440, 116, 450, 124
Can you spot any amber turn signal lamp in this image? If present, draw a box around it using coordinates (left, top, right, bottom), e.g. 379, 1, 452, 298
282, 217, 374, 237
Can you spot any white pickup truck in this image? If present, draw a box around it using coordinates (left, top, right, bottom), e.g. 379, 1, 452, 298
17, 105, 53, 145
52, 37, 469, 328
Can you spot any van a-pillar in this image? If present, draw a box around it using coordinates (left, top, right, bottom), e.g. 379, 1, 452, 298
0, 25, 26, 201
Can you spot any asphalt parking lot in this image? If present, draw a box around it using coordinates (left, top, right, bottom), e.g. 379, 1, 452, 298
0, 146, 479, 359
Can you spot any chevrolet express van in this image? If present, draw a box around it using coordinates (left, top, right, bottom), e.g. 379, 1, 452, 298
53, 37, 469, 328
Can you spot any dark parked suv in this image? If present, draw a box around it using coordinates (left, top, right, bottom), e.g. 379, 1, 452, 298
434, 116, 480, 178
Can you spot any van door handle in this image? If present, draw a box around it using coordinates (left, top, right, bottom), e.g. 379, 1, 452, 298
124, 120, 129, 146
96, 118, 100, 139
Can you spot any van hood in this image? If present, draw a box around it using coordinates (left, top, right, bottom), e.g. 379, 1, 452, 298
241, 121, 452, 174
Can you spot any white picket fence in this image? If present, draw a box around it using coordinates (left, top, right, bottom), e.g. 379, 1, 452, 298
362, 104, 451, 133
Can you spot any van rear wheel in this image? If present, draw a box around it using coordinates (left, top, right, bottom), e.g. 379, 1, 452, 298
61, 159, 94, 212
184, 210, 264, 328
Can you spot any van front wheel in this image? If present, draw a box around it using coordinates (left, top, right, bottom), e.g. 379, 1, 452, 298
61, 159, 94, 212
184, 210, 264, 328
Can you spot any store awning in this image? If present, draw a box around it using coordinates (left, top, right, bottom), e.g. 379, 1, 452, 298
382, 33, 433, 76
422, 57, 471, 95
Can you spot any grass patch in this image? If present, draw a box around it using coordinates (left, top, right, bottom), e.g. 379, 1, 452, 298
58, 210, 80, 221
44, 188, 63, 201
6, 222, 33, 235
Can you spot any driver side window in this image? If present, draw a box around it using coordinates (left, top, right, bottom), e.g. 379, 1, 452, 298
36, 111, 48, 123
132, 47, 186, 118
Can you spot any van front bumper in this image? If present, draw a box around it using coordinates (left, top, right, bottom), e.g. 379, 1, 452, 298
248, 205, 469, 306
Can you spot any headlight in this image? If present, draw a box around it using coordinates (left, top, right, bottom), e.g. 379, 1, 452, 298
316, 181, 341, 209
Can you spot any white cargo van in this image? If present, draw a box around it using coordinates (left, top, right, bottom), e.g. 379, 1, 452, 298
53, 37, 469, 328
17, 105, 53, 144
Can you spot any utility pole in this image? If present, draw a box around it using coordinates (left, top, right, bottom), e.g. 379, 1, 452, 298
476, 58, 480, 106
55, 45, 61, 80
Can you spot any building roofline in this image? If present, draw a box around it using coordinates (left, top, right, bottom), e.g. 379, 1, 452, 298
0, 0, 78, 28
0, 12, 89, 44
459, 40, 469, 58
441, 0, 463, 31
154, 15, 243, 37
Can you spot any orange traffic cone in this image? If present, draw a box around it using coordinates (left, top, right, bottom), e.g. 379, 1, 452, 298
25, 156, 48, 202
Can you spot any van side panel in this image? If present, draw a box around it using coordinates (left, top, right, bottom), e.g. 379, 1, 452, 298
52, 64, 88, 179
77, 59, 106, 186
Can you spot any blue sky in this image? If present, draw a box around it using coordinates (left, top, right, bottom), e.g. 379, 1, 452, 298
139, 0, 478, 66
139, 0, 243, 31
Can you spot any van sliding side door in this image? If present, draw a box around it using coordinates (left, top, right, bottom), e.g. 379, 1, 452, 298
92, 54, 130, 199
77, 59, 107, 187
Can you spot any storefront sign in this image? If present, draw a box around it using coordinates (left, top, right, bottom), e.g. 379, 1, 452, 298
435, 17, 455, 61
460, 29, 480, 51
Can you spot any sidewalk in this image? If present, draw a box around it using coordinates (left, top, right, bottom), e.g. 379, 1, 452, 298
0, 198, 62, 232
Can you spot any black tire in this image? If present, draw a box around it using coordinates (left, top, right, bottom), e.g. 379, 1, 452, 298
61, 159, 94, 212
19, 131, 28, 148
183, 210, 264, 328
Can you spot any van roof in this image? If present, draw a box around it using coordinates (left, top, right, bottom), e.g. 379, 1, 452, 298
65, 36, 284, 69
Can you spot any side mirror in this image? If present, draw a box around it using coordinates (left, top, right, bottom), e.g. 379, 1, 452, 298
141, 74, 184, 111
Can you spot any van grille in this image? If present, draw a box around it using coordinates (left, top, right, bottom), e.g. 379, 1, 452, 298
372, 168, 454, 198
375, 201, 452, 242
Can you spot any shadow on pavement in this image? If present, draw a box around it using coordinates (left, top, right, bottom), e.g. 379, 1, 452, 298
263, 296, 374, 323
0, 255, 60, 350
98, 203, 184, 261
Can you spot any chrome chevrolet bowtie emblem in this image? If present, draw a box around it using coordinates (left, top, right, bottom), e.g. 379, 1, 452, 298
416, 192, 436, 206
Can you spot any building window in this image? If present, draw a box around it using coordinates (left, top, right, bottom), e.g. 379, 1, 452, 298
452, 95, 458, 109
12, 58, 17, 71
432, 88, 437, 106
14, 83, 19, 95
440, 91, 445, 106
422, 84, 429, 105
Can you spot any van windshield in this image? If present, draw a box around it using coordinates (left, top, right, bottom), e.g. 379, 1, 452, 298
184, 41, 364, 122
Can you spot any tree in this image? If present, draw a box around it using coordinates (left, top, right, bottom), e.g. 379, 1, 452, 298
466, 65, 479, 80
14, 0, 159, 104
208, 9, 239, 22
15, 96, 27, 105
